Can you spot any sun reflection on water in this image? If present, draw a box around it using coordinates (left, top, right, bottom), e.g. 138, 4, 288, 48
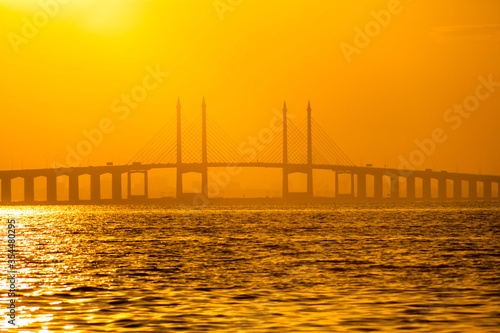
0, 203, 499, 331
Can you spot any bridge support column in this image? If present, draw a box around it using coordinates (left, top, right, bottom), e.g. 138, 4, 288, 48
438, 177, 447, 201
407, 176, 415, 200
69, 173, 79, 203
469, 180, 477, 200
24, 176, 35, 203
91, 174, 100, 202
127, 172, 132, 199
335, 172, 338, 197
144, 170, 149, 199
374, 173, 383, 199
306, 101, 313, 198
357, 172, 366, 200
201, 169, 208, 199
176, 99, 183, 199
1, 178, 12, 204
390, 175, 399, 200
176, 168, 183, 199
351, 173, 354, 197
454, 179, 462, 201
282, 168, 289, 199
112, 172, 122, 201
422, 176, 431, 201
201, 98, 208, 199
47, 174, 57, 203
483, 181, 492, 200
307, 170, 313, 198
282, 102, 289, 200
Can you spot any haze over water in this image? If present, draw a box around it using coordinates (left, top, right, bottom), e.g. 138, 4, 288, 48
1, 203, 499, 332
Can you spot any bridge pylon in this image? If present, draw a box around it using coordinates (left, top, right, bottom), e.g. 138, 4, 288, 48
201, 97, 208, 198
282, 101, 314, 199
307, 100, 313, 198
282, 101, 289, 199
175, 98, 209, 201
176, 98, 183, 199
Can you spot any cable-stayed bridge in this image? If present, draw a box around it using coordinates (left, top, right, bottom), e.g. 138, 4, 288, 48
1, 99, 499, 205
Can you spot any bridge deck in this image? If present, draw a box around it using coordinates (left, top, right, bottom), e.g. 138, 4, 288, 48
0, 163, 499, 182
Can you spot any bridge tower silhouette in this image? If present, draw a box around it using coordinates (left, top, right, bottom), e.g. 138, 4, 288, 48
307, 101, 313, 197
176, 98, 209, 199
282, 102, 288, 198
281, 100, 315, 199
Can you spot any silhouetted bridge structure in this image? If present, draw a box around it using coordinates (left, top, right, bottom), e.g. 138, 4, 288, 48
1, 99, 499, 205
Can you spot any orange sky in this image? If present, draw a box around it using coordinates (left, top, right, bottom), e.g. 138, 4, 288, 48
1, 0, 500, 175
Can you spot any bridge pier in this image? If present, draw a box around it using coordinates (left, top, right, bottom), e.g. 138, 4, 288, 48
282, 168, 289, 199
1, 178, 12, 204
278, 101, 314, 199
374, 173, 383, 199
352, 173, 355, 197
357, 172, 366, 199
24, 176, 35, 204
127, 172, 132, 198
172, 98, 209, 200
91, 173, 100, 202
306, 101, 313, 198
469, 180, 477, 200
422, 176, 431, 201
483, 181, 492, 200
390, 175, 399, 200
454, 179, 462, 201
334, 172, 339, 197
201, 98, 209, 199
407, 176, 415, 200
176, 168, 183, 199
69, 173, 79, 203
176, 98, 184, 200
201, 169, 208, 199
307, 170, 313, 198
281, 102, 292, 200
47, 174, 57, 203
112, 172, 122, 202
438, 175, 447, 201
